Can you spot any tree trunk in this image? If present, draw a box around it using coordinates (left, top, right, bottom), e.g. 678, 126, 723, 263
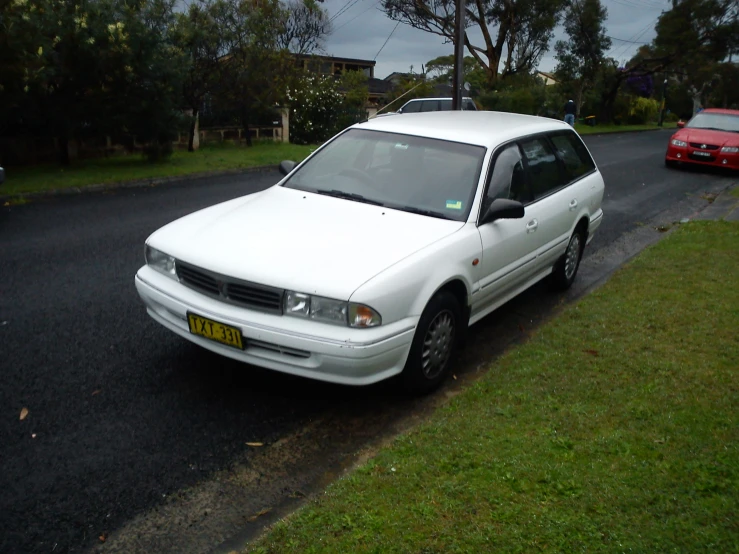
241, 106, 252, 147
58, 134, 70, 166
188, 107, 199, 152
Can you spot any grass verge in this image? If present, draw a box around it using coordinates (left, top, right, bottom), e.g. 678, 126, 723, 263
731, 186, 739, 198
249, 220, 739, 554
2, 142, 315, 196
576, 122, 677, 135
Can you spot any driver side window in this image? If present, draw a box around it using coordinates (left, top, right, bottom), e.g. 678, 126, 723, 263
485, 144, 531, 209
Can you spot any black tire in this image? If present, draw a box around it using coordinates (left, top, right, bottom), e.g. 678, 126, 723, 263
665, 159, 678, 169
401, 291, 461, 395
550, 228, 585, 291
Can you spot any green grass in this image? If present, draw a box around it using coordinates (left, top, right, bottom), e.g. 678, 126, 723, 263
576, 121, 678, 134
2, 141, 315, 196
249, 220, 739, 554
731, 186, 739, 198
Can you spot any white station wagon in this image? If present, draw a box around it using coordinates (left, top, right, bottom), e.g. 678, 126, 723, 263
135, 112, 604, 393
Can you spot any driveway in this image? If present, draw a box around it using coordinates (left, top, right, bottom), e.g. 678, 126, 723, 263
0, 129, 734, 554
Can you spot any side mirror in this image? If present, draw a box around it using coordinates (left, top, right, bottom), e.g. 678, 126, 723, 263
0, 166, 5, 185
481, 198, 525, 225
278, 160, 296, 176
676, 121, 685, 128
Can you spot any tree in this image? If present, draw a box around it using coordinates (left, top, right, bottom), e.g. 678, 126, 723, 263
0, 0, 186, 164
276, 0, 330, 54
216, 0, 294, 147
554, 0, 611, 115
172, 0, 229, 151
381, 0, 567, 85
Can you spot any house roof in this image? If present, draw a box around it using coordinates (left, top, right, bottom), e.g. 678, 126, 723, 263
537, 71, 557, 81
293, 53, 375, 67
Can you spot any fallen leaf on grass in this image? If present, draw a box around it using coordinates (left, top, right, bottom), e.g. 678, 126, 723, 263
92, 390, 101, 396
453, 374, 457, 380
583, 349, 599, 357
247, 507, 271, 521
20, 407, 29, 421
289, 490, 306, 499
98, 534, 106, 543
245, 442, 264, 447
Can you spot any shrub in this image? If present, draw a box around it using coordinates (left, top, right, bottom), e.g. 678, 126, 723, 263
287, 74, 366, 145
628, 96, 660, 124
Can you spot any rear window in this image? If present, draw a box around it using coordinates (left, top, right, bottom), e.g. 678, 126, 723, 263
550, 132, 595, 181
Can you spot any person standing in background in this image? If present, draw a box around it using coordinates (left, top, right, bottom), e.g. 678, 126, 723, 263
564, 99, 577, 127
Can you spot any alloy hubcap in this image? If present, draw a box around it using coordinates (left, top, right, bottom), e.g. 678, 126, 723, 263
565, 234, 581, 280
421, 310, 455, 380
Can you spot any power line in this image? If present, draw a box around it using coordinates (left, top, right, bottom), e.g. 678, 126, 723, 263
329, 0, 364, 24
606, 35, 648, 44
332, 0, 381, 32
373, 20, 400, 60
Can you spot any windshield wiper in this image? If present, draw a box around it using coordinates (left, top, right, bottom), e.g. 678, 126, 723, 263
394, 206, 455, 220
314, 189, 384, 206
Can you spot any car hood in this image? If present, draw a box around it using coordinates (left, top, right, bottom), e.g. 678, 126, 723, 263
147, 185, 465, 300
673, 127, 739, 146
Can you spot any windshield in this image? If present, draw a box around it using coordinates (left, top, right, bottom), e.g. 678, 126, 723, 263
686, 112, 739, 133
282, 128, 486, 221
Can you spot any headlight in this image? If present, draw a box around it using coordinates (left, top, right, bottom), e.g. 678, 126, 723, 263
721, 146, 739, 153
671, 138, 688, 147
284, 291, 381, 327
145, 245, 177, 279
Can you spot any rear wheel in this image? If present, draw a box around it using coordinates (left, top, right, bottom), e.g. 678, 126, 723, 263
550, 229, 585, 291
401, 291, 461, 395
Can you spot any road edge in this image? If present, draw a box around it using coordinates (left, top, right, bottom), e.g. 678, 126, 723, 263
0, 164, 277, 203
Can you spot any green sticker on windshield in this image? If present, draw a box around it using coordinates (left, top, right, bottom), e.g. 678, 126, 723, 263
446, 200, 463, 210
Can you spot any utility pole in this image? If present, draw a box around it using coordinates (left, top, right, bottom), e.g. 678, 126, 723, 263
658, 77, 667, 127
452, 0, 466, 110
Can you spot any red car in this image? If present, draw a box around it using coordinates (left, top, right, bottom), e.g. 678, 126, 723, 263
665, 108, 739, 170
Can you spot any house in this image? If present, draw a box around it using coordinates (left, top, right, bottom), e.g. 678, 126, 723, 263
295, 54, 392, 106
536, 71, 558, 86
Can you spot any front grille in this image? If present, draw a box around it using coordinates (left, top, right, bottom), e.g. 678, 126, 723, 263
689, 142, 719, 151
176, 262, 284, 314
178, 264, 220, 295
226, 283, 283, 311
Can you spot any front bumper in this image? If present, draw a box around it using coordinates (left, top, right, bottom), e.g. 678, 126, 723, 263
666, 145, 739, 170
135, 266, 417, 386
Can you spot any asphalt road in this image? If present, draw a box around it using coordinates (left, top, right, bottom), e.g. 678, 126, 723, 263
0, 130, 735, 554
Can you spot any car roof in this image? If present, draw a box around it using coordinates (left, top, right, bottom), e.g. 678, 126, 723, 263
358, 111, 571, 149
700, 108, 739, 115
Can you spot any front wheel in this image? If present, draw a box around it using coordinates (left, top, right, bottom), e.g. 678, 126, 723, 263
401, 291, 461, 395
550, 229, 585, 291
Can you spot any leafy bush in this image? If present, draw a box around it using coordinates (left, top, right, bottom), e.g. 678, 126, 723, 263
628, 96, 660, 124
288, 74, 365, 145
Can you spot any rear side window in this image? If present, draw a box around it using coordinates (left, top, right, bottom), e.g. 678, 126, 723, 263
520, 137, 566, 200
420, 100, 440, 112
550, 132, 595, 181
439, 99, 452, 111
401, 101, 421, 113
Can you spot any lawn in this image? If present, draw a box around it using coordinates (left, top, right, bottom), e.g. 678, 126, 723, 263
1, 142, 315, 197
576, 121, 678, 134
248, 220, 739, 554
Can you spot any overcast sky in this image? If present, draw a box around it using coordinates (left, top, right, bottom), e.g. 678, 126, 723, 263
318, 0, 672, 79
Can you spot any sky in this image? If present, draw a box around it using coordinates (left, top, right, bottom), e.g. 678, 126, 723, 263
318, 0, 673, 80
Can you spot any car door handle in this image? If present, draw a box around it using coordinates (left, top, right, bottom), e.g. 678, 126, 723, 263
569, 199, 578, 211
526, 219, 538, 233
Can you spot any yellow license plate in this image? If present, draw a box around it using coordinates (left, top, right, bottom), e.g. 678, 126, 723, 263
187, 313, 244, 349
